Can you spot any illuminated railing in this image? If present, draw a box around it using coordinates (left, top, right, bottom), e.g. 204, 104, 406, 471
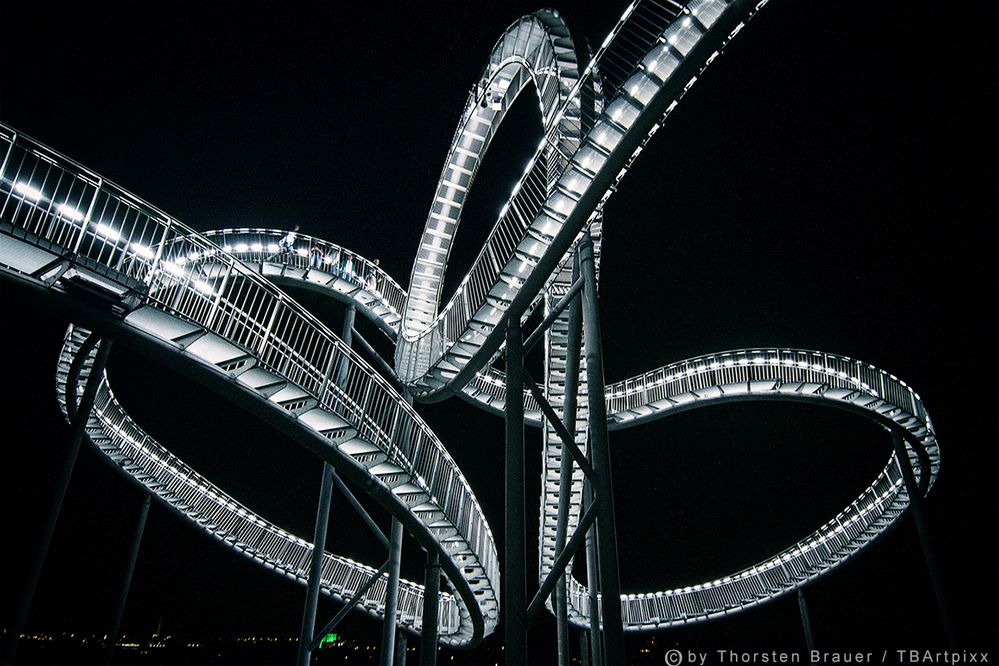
55, 326, 460, 635
605, 349, 931, 426
396, 0, 754, 396
562, 347, 939, 630
1, 0, 938, 641
0, 124, 497, 645
201, 228, 407, 323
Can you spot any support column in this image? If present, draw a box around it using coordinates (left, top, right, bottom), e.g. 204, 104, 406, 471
3, 335, 112, 665
797, 589, 815, 652
580, 631, 591, 666
554, 257, 583, 666
420, 549, 440, 666
103, 493, 151, 665
297, 305, 356, 666
578, 233, 625, 665
380, 518, 404, 666
891, 431, 955, 646
504, 322, 527, 666
583, 472, 602, 666
394, 630, 408, 666
297, 463, 336, 666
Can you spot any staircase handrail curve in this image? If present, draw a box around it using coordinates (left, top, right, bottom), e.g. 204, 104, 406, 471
0, 124, 497, 645
55, 325, 463, 636
395, 0, 763, 399
199, 228, 408, 320
559, 346, 939, 630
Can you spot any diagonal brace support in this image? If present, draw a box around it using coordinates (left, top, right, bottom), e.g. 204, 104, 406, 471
523, 276, 584, 355
523, 370, 595, 482
330, 470, 390, 550
526, 502, 597, 623
351, 325, 405, 391
311, 559, 391, 650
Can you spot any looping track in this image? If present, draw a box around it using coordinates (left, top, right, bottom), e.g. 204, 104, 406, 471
0, 0, 940, 646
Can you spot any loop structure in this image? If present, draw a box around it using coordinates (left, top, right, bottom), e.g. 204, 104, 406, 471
0, 0, 941, 646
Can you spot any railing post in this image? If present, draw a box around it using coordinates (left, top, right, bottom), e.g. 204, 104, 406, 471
102, 493, 151, 665
578, 232, 625, 665
420, 549, 441, 666
2, 335, 112, 665
380, 518, 404, 666
504, 321, 527, 666
891, 431, 956, 646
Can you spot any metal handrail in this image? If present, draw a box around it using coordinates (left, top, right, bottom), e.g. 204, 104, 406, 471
55, 325, 463, 636
0, 123, 497, 645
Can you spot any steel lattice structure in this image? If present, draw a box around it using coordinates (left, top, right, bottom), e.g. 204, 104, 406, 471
0, 0, 941, 656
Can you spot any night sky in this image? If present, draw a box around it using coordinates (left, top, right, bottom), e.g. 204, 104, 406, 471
1, 0, 995, 660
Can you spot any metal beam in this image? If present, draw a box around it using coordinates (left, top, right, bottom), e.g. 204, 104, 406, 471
523, 371, 595, 481
891, 431, 956, 647
555, 258, 583, 666
580, 631, 591, 666
583, 472, 602, 666
523, 276, 584, 355
102, 493, 151, 666
298, 304, 356, 666
420, 549, 441, 666
312, 560, 392, 650
380, 518, 405, 666
797, 588, 815, 652
351, 324, 405, 390
527, 503, 597, 623
394, 629, 408, 666
330, 471, 390, 550
579, 232, 625, 665
2, 334, 112, 665
504, 322, 527, 666
297, 462, 336, 666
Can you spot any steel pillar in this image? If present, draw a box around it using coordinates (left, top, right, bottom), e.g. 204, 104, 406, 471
394, 630, 408, 666
583, 471, 602, 666
103, 493, 151, 665
2, 335, 112, 665
420, 549, 440, 666
797, 589, 815, 652
553, 256, 583, 666
297, 462, 336, 666
580, 631, 591, 666
578, 233, 625, 665
380, 518, 404, 666
504, 322, 527, 666
891, 431, 956, 646
297, 304, 356, 666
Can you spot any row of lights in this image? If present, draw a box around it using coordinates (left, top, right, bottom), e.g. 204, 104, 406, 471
13, 180, 224, 296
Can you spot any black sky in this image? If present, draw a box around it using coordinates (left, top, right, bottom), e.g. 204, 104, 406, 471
1, 0, 996, 659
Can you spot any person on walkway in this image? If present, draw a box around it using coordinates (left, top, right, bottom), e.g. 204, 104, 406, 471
279, 225, 300, 254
